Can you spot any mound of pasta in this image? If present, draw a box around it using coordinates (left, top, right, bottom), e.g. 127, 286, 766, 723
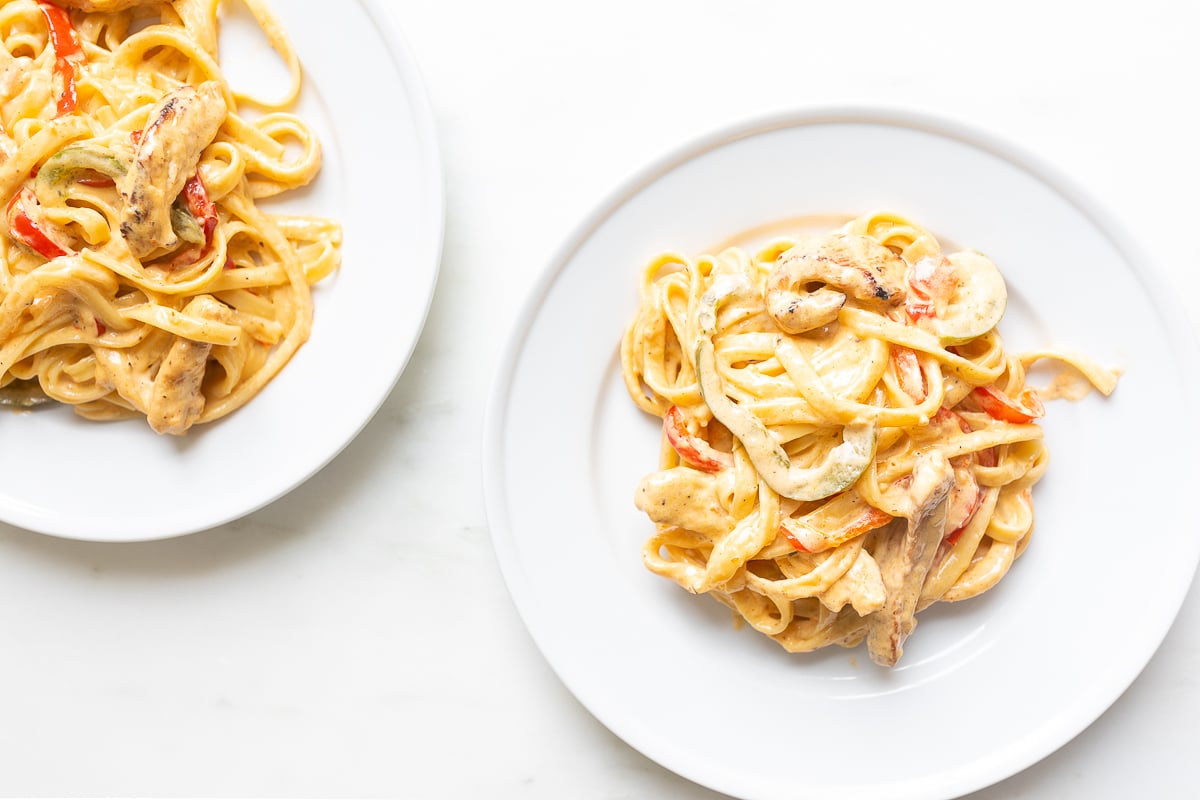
0, 0, 340, 433
621, 211, 1117, 666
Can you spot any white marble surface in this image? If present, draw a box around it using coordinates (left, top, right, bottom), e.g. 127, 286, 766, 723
2, 1, 1198, 797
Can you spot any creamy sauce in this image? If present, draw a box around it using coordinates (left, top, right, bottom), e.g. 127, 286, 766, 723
1039, 368, 1099, 402
1026, 353, 1122, 401
710, 213, 855, 253
635, 468, 732, 537
624, 209, 1112, 664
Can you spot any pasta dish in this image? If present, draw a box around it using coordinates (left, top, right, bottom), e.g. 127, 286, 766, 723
0, 0, 339, 434
621, 211, 1118, 666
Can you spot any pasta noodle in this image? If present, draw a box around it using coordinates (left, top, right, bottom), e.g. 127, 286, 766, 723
621, 211, 1118, 666
0, 0, 340, 433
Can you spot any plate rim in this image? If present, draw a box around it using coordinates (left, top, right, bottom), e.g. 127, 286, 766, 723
482, 103, 1200, 799
0, 0, 445, 542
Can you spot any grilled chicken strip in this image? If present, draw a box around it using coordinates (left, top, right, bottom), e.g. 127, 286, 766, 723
634, 467, 734, 539
118, 81, 227, 257
147, 295, 232, 435
865, 452, 955, 667
820, 549, 886, 617
766, 234, 908, 334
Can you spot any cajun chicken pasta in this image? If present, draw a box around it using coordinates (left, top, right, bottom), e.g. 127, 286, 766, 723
0, 0, 340, 433
621, 211, 1118, 666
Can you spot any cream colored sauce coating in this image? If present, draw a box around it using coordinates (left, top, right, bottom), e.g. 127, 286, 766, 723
711, 213, 855, 253
622, 210, 1081, 665
635, 467, 732, 538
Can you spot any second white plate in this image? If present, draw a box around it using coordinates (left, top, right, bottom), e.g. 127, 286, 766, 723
484, 108, 1200, 799
0, 0, 443, 541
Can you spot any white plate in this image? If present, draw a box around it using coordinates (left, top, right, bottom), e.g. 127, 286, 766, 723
0, 0, 443, 541
483, 108, 1200, 800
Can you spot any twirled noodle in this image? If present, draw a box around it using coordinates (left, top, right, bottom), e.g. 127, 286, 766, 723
0, 0, 339, 433
622, 211, 1118, 666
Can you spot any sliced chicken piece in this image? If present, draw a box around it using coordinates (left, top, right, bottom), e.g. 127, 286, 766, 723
819, 547, 887, 616
147, 295, 231, 435
865, 452, 955, 666
634, 467, 734, 539
118, 81, 227, 257
766, 234, 908, 334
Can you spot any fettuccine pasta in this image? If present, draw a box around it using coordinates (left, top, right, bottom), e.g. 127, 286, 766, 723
0, 0, 339, 433
621, 211, 1118, 666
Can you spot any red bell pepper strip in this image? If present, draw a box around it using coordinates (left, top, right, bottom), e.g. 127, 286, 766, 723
931, 406, 969, 432
905, 255, 956, 322
943, 459, 982, 546
971, 385, 1045, 424
891, 345, 926, 402
782, 532, 810, 552
976, 444, 998, 469
928, 407, 988, 546
182, 173, 218, 248
663, 405, 732, 473
780, 492, 892, 553
37, 1, 86, 117
6, 187, 71, 259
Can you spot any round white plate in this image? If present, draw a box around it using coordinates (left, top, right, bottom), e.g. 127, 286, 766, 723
0, 0, 443, 541
483, 108, 1200, 800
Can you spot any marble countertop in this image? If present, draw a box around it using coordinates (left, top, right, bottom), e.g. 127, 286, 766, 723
2, 1, 1198, 797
